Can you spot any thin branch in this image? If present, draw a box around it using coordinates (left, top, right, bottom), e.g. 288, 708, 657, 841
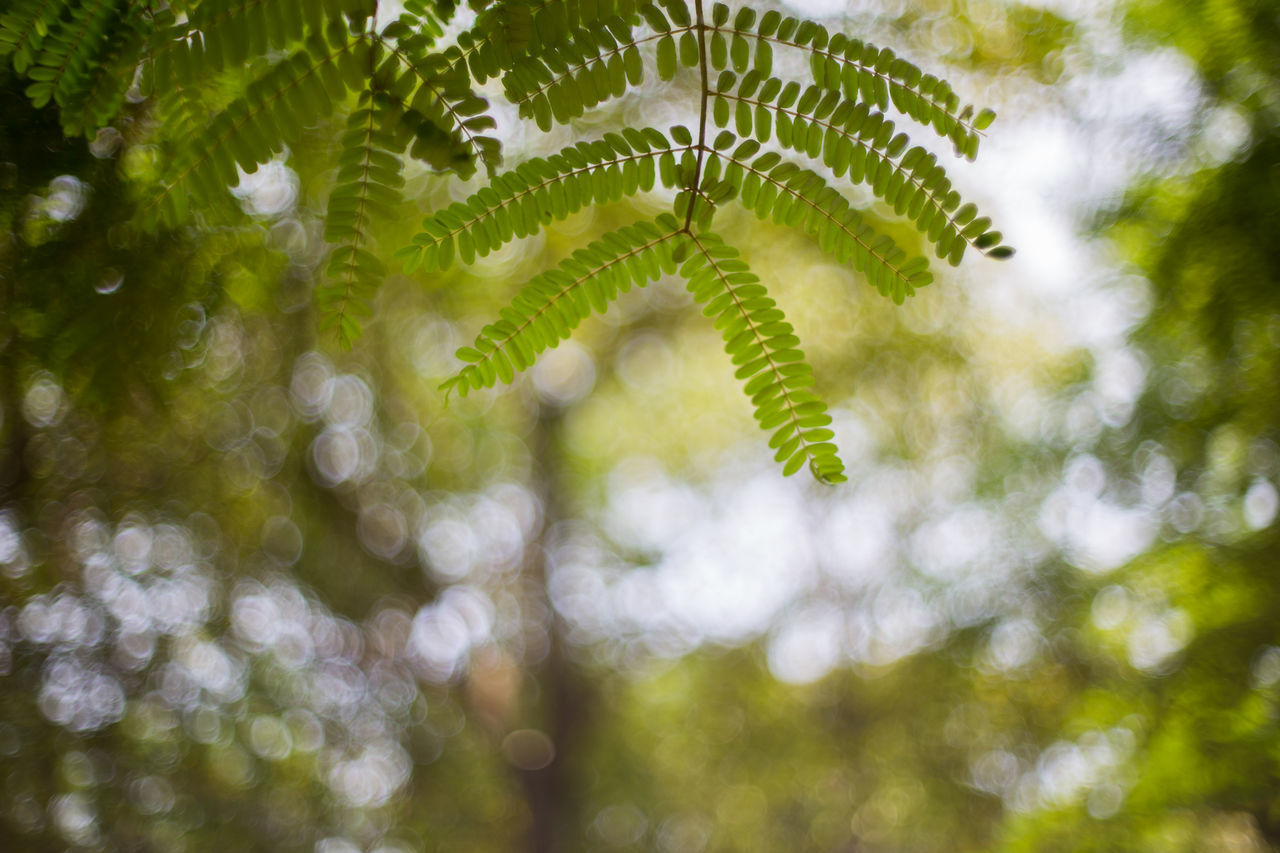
686, 0, 710, 231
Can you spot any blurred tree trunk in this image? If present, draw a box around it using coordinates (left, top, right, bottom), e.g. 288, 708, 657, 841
514, 400, 590, 853
0, 259, 25, 509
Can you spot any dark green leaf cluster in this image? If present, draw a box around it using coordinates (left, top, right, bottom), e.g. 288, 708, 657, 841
450, 0, 645, 85
0, 0, 149, 135
150, 31, 369, 223
6, 0, 505, 347
503, 15, 647, 129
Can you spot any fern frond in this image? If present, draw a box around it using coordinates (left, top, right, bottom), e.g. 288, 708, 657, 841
377, 36, 499, 178
403, 128, 687, 272
441, 214, 688, 398
452, 0, 647, 85
681, 231, 845, 483
320, 98, 404, 348
710, 73, 1011, 264
418, 0, 1015, 481
706, 145, 928, 303
6, 0, 1016, 481
504, 15, 651, 130
708, 7, 990, 158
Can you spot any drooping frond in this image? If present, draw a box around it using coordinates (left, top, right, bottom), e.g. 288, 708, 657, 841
718, 145, 932, 303
133, 2, 501, 337
440, 214, 688, 398
320, 97, 404, 348
681, 231, 845, 482
318, 8, 500, 346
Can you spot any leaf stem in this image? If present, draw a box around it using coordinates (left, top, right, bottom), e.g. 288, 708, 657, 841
685, 0, 709, 232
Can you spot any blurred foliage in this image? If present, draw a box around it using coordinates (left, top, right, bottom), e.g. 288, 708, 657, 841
1002, 0, 1280, 849
3, 0, 1280, 852
892, 0, 1076, 84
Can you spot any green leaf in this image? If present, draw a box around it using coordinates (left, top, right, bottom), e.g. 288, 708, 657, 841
657, 34, 676, 79
710, 30, 727, 69
623, 45, 643, 85
754, 38, 772, 76
679, 31, 698, 67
